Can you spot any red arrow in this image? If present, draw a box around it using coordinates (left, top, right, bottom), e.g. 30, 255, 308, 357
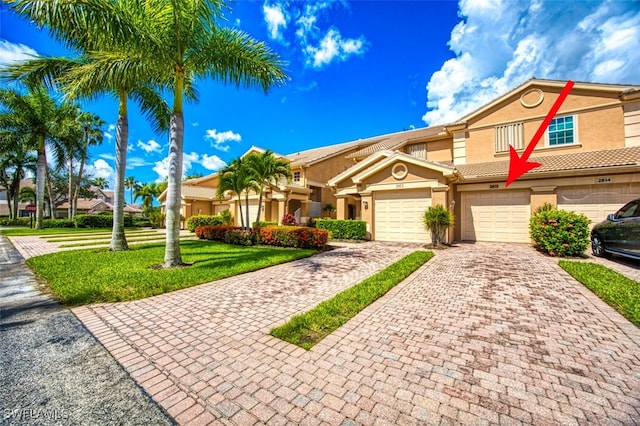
505, 80, 574, 187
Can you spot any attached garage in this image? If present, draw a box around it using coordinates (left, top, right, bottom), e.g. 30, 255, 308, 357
558, 183, 640, 226
374, 189, 431, 243
462, 189, 530, 243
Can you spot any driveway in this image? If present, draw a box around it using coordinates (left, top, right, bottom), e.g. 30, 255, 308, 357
67, 241, 640, 425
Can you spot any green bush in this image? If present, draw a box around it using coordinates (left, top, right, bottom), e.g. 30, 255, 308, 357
529, 208, 590, 257
75, 214, 133, 228
224, 229, 255, 246
258, 226, 328, 249
147, 210, 165, 229
195, 225, 242, 241
132, 216, 151, 227
219, 209, 234, 226
186, 214, 224, 232
43, 219, 75, 228
0, 217, 31, 227
255, 221, 277, 228
423, 205, 454, 245
316, 219, 367, 240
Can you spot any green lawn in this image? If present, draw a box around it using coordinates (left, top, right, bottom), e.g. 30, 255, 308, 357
1, 227, 140, 236
27, 240, 315, 305
271, 250, 434, 350
559, 260, 640, 326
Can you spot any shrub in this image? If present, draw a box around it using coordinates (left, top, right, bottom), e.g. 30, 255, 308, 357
423, 205, 454, 245
75, 214, 133, 228
533, 202, 555, 216
255, 221, 277, 228
258, 226, 328, 249
529, 208, 590, 257
195, 225, 242, 241
224, 229, 255, 246
315, 219, 367, 240
43, 219, 75, 228
219, 209, 234, 226
186, 214, 224, 232
147, 210, 165, 229
132, 216, 151, 227
281, 213, 297, 226
0, 217, 31, 227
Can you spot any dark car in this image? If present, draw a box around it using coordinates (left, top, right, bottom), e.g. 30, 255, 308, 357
591, 198, 640, 260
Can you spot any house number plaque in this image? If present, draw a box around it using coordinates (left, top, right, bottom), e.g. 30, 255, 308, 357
596, 177, 612, 184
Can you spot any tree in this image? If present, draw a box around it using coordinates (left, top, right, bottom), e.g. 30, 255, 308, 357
92, 177, 108, 190
134, 182, 162, 214
423, 205, 454, 246
217, 158, 257, 230
0, 136, 36, 219
124, 176, 137, 205
245, 150, 291, 227
2, 0, 170, 250
0, 86, 71, 228
19, 186, 36, 204
73, 112, 105, 219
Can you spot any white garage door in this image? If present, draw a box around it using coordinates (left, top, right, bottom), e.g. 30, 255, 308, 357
462, 190, 530, 243
558, 183, 640, 227
237, 201, 260, 227
374, 189, 431, 243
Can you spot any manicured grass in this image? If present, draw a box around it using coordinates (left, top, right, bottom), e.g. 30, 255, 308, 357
57, 234, 193, 248
27, 240, 315, 305
271, 250, 434, 350
1, 227, 140, 236
46, 229, 154, 241
559, 260, 640, 326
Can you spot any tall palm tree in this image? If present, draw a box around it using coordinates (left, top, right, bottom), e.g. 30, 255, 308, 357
0, 137, 36, 219
73, 112, 105, 219
245, 150, 291, 227
217, 158, 256, 230
124, 176, 137, 205
0, 86, 70, 228
2, 0, 170, 250
134, 182, 162, 213
92, 177, 108, 190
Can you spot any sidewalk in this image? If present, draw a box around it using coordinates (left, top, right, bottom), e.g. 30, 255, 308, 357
0, 234, 173, 425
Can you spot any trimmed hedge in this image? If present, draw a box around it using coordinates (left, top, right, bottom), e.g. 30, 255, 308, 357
186, 214, 224, 232
224, 229, 255, 246
529, 208, 590, 257
255, 221, 278, 228
258, 226, 328, 249
0, 217, 31, 227
316, 219, 367, 240
75, 214, 133, 228
43, 219, 75, 228
195, 225, 242, 241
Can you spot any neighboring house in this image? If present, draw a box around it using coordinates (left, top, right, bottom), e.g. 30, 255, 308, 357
328, 78, 640, 243
56, 188, 143, 217
159, 142, 380, 226
0, 178, 36, 217
164, 78, 640, 243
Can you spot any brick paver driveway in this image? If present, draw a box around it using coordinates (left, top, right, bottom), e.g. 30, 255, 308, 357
72, 242, 640, 425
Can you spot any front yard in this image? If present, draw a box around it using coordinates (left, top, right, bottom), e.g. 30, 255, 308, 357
27, 240, 315, 305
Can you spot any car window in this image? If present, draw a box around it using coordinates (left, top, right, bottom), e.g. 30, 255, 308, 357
617, 201, 640, 218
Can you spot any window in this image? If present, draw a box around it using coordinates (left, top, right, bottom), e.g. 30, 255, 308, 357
293, 171, 301, 183
406, 143, 426, 159
548, 115, 575, 146
495, 122, 524, 153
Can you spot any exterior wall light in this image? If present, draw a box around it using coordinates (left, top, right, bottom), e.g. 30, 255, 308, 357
363, 200, 369, 209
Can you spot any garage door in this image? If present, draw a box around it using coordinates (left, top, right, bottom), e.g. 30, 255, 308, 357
462, 190, 530, 243
558, 183, 640, 227
237, 201, 260, 227
374, 189, 431, 243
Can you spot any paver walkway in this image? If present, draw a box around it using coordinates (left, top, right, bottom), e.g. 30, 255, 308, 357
68, 242, 640, 425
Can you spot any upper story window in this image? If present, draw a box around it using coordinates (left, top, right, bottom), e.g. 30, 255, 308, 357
548, 115, 575, 146
293, 171, 301, 183
495, 122, 524, 153
406, 143, 426, 159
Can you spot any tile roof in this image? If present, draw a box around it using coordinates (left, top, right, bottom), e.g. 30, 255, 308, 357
181, 185, 218, 199
285, 139, 380, 167
456, 146, 640, 179
346, 125, 449, 159
56, 198, 110, 210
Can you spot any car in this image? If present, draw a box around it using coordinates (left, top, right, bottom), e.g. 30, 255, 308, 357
591, 198, 640, 260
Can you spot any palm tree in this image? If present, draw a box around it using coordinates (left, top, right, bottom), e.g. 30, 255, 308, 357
245, 150, 291, 227
0, 137, 36, 219
217, 158, 256, 230
2, 0, 170, 250
92, 177, 108, 190
73, 112, 105, 219
124, 176, 137, 205
0, 86, 71, 228
134, 182, 162, 214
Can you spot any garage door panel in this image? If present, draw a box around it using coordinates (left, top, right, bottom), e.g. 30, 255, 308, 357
374, 189, 431, 243
558, 183, 640, 227
463, 190, 530, 243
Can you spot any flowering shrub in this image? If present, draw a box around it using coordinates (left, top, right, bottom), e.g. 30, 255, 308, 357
281, 213, 297, 226
195, 225, 242, 241
529, 208, 590, 257
258, 226, 328, 249
224, 229, 255, 246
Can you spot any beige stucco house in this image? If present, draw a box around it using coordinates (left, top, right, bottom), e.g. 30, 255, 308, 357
164, 78, 640, 243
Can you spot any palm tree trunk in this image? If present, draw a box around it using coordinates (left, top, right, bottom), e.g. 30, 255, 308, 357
45, 165, 55, 219
68, 157, 73, 219
164, 111, 184, 267
35, 134, 46, 229
245, 192, 250, 230
110, 93, 129, 251
10, 178, 19, 220
237, 196, 244, 229
73, 131, 90, 220
255, 189, 264, 228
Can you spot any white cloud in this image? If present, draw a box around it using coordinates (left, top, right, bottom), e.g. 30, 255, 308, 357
263, 2, 288, 40
201, 154, 226, 171
305, 28, 366, 69
102, 124, 115, 141
0, 39, 37, 67
85, 159, 115, 189
126, 157, 152, 169
204, 129, 242, 152
422, 0, 640, 125
99, 153, 116, 161
136, 139, 162, 154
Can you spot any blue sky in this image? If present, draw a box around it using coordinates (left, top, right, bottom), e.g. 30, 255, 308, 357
1, 0, 640, 196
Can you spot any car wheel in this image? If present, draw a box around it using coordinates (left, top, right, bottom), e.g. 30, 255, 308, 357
591, 234, 610, 258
